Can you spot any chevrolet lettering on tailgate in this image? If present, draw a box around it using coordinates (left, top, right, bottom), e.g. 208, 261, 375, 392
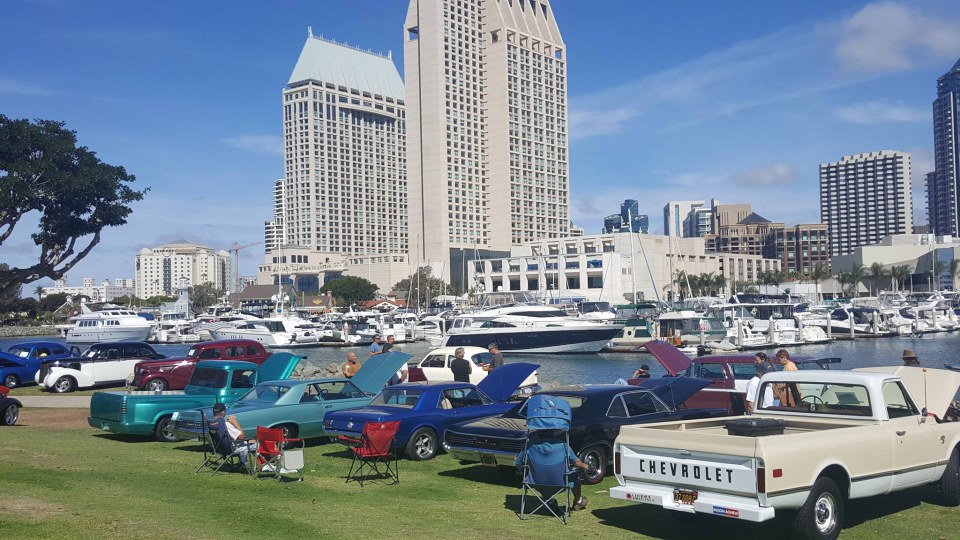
638, 458, 735, 484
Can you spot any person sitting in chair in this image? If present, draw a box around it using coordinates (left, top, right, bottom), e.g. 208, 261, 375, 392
212, 403, 257, 465
516, 432, 593, 511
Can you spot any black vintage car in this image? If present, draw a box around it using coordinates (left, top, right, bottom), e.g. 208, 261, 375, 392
444, 378, 726, 484
0, 384, 21, 425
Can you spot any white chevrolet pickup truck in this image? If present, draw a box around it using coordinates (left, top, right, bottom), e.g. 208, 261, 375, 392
610, 366, 960, 540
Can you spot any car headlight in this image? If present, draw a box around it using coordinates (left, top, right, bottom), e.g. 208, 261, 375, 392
171, 411, 179, 421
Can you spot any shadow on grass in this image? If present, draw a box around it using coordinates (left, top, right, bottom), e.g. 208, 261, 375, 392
503, 493, 572, 521
437, 463, 520, 487
843, 487, 925, 527
92, 433, 153, 444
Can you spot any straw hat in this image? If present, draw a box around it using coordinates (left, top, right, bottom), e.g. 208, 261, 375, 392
902, 349, 917, 360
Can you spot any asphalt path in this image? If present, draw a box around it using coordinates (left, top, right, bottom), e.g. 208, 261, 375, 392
15, 395, 91, 408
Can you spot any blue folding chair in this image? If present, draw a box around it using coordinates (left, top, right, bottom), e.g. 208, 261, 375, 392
518, 395, 575, 524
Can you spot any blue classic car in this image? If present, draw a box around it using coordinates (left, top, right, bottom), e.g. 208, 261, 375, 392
324, 362, 539, 461
0, 341, 76, 388
444, 378, 727, 484
169, 352, 411, 440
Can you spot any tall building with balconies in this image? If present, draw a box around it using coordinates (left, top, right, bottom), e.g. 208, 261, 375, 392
278, 30, 407, 257
404, 0, 569, 276
820, 151, 912, 257
135, 241, 230, 298
927, 57, 960, 236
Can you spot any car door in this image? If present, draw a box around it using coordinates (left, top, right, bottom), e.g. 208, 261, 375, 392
885, 381, 940, 489
87, 348, 117, 383
420, 354, 449, 381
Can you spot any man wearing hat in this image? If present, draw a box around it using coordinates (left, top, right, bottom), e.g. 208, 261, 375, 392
745, 362, 775, 414
902, 349, 921, 367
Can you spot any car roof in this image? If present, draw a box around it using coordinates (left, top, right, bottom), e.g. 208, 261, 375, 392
762, 370, 892, 385
422, 346, 488, 356
193, 339, 263, 347
8, 341, 65, 348
258, 377, 348, 387
91, 341, 151, 347
194, 360, 259, 370
538, 384, 648, 397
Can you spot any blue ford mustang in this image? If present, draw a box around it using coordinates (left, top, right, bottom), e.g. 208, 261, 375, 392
324, 362, 539, 461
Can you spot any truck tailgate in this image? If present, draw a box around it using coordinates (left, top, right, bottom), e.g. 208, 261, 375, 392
89, 392, 127, 422
617, 443, 758, 496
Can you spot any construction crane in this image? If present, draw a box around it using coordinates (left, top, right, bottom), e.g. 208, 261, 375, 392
229, 241, 262, 293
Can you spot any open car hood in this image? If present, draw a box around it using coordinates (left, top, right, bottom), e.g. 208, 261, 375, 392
350, 352, 412, 395
642, 340, 693, 376
0, 356, 27, 368
856, 366, 960, 419
631, 376, 711, 410
476, 362, 539, 402
256, 352, 305, 382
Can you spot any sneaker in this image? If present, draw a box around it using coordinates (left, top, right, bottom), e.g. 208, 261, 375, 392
261, 463, 275, 472
573, 496, 588, 511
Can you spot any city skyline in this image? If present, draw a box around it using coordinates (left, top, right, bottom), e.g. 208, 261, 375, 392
2, 1, 960, 288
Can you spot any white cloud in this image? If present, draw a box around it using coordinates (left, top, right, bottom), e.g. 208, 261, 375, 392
0, 76, 57, 97
835, 2, 960, 74
731, 164, 797, 186
834, 100, 928, 124
222, 134, 283, 156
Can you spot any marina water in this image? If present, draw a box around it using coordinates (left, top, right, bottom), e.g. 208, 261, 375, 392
4, 333, 959, 386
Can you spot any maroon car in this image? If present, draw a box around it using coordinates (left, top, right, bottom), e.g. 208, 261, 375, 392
632, 341, 839, 415
130, 340, 269, 391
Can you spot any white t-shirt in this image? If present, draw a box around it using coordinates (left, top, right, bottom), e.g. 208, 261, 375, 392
745, 376, 774, 411
224, 418, 242, 441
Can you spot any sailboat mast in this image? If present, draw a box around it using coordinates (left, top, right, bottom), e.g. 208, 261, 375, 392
628, 209, 637, 304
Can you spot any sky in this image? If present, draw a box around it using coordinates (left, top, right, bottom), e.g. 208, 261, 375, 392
2, 0, 960, 292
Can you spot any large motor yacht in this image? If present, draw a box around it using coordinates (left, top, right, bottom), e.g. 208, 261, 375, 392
66, 309, 153, 344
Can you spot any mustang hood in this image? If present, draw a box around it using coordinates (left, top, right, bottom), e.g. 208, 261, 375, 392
350, 352, 412, 395
476, 362, 539, 402
642, 340, 693, 376
631, 376, 710, 409
256, 352, 305, 382
856, 366, 960, 419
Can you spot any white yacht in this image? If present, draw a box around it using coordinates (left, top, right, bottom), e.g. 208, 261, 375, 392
66, 309, 153, 344
440, 292, 623, 353
209, 317, 320, 348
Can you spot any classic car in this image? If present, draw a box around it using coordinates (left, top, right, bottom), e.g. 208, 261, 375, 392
324, 362, 539, 461
407, 346, 538, 391
129, 339, 270, 391
0, 385, 21, 426
637, 340, 840, 414
169, 352, 411, 440
37, 341, 165, 393
445, 378, 726, 484
0, 341, 76, 388
88, 352, 303, 442
610, 366, 960, 540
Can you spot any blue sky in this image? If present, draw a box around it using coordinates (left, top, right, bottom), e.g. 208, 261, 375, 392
3, 0, 960, 291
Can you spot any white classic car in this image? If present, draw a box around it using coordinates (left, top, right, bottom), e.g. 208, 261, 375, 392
609, 366, 960, 540
407, 346, 538, 390
36, 341, 165, 393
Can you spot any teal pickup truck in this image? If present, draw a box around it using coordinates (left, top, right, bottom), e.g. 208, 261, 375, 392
87, 352, 303, 442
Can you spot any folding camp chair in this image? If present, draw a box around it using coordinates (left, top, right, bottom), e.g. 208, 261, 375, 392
518, 395, 575, 524
343, 420, 401, 487
255, 426, 305, 481
195, 413, 253, 476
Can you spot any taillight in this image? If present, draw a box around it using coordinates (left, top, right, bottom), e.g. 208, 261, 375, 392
614, 448, 621, 475
120, 397, 128, 416
756, 462, 766, 494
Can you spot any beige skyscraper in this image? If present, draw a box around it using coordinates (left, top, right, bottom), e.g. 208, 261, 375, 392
404, 0, 569, 282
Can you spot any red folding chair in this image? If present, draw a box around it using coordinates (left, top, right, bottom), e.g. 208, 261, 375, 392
344, 421, 401, 487
256, 426, 304, 481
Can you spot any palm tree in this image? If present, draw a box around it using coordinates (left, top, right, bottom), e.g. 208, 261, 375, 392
868, 262, 886, 296
835, 271, 849, 297
931, 260, 945, 292
712, 273, 727, 297
890, 265, 911, 293
846, 264, 867, 297
34, 285, 44, 302
810, 264, 831, 303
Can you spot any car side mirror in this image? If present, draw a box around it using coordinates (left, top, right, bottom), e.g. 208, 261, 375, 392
921, 407, 928, 423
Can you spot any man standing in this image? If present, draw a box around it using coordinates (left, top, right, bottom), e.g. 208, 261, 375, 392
450, 347, 472, 383
341, 352, 361, 379
482, 343, 504, 372
775, 349, 797, 371
368, 335, 383, 357
745, 362, 775, 414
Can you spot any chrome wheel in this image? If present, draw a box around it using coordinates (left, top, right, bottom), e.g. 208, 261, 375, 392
814, 491, 837, 535
579, 446, 607, 484
146, 379, 167, 392
53, 376, 74, 393
406, 428, 438, 460
2, 404, 18, 425
3, 374, 17, 388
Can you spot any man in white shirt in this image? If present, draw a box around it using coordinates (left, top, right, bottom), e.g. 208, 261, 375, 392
212, 403, 257, 464
745, 362, 775, 414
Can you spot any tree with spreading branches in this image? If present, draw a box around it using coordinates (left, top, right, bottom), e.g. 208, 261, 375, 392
0, 115, 147, 299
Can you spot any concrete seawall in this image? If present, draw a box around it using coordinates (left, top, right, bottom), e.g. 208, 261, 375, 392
0, 326, 61, 339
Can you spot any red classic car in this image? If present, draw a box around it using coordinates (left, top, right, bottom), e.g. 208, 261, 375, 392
129, 340, 269, 391
633, 340, 839, 415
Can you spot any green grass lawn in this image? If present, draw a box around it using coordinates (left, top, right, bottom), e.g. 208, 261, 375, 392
1, 409, 959, 539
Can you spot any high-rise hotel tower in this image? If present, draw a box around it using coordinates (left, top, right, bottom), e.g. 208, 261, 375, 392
404, 0, 570, 277
927, 58, 960, 237
276, 31, 408, 257
820, 151, 912, 257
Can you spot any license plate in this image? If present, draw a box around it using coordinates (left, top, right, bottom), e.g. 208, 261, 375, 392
673, 488, 698, 505
480, 453, 497, 467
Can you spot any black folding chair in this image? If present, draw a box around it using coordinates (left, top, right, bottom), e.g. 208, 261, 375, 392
195, 413, 252, 476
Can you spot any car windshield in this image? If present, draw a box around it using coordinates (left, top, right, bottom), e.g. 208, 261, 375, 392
238, 384, 289, 403
757, 381, 873, 416
369, 388, 423, 408
9, 346, 30, 358
515, 395, 587, 417
189, 368, 227, 389
187, 346, 200, 358
82, 348, 100, 359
